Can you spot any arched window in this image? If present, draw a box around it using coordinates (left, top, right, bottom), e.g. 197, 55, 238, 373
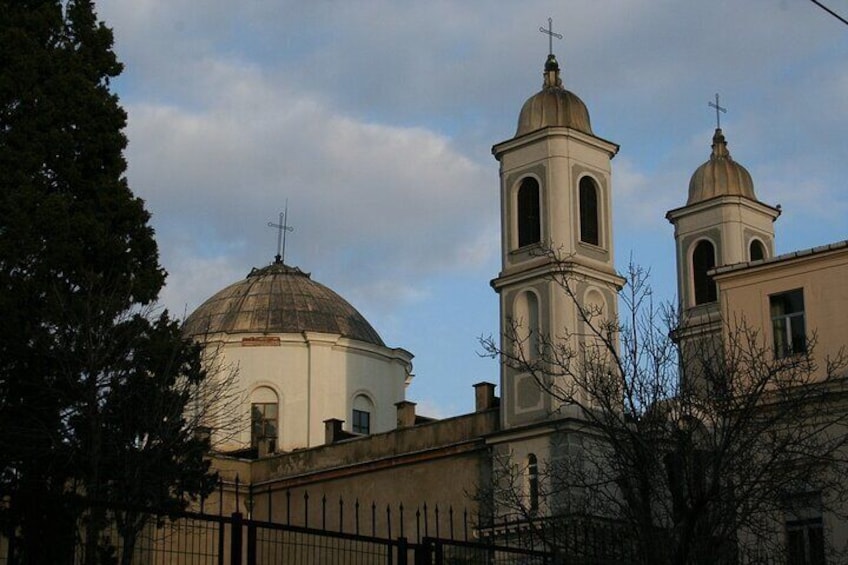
527, 454, 539, 514
750, 239, 766, 261
250, 386, 279, 452
517, 177, 541, 248
692, 240, 717, 305
352, 394, 374, 435
579, 177, 600, 246
514, 291, 540, 361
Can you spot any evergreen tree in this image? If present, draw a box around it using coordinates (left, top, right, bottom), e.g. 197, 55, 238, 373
0, 2, 215, 562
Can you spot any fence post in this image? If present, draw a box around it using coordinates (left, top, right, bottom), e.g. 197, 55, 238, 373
246, 518, 257, 565
395, 536, 407, 565
230, 512, 243, 565
415, 537, 433, 565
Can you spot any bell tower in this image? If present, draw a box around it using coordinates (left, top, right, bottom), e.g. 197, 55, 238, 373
666, 118, 780, 350
491, 50, 624, 429
666, 99, 780, 387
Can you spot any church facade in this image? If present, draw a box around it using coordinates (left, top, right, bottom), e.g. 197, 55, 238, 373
185, 46, 848, 563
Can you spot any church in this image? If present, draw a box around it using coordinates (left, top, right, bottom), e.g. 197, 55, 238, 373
183, 42, 848, 563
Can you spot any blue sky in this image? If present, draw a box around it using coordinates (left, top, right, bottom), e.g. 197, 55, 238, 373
97, 0, 847, 417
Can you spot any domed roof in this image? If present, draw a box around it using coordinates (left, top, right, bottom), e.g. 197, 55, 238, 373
184, 261, 384, 346
516, 54, 593, 137
688, 128, 757, 205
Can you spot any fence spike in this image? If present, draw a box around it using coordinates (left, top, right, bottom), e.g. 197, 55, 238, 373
355, 498, 361, 535
321, 493, 327, 530
416, 506, 421, 543
399, 502, 405, 538
286, 489, 291, 525
339, 496, 344, 532
304, 490, 309, 527
449, 505, 454, 541
267, 485, 272, 522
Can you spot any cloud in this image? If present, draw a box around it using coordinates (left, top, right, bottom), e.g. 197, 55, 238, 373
122, 60, 495, 317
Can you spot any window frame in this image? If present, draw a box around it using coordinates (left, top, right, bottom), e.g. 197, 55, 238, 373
250, 401, 278, 450
770, 288, 807, 359
516, 177, 541, 249
691, 239, 718, 305
578, 176, 601, 247
352, 408, 371, 435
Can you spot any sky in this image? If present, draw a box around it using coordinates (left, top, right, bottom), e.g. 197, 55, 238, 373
96, 0, 848, 418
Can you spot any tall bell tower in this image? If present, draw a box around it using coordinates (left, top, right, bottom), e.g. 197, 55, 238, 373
491, 48, 624, 429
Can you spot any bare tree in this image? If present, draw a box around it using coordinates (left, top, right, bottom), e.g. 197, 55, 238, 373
481, 248, 848, 565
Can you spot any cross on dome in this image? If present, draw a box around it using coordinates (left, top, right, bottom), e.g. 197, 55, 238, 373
268, 201, 294, 264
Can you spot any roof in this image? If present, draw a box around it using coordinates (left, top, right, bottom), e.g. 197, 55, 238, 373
183, 261, 384, 346
687, 128, 756, 205
515, 54, 592, 137
712, 240, 848, 276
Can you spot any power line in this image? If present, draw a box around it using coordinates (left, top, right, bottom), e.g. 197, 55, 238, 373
809, 0, 848, 27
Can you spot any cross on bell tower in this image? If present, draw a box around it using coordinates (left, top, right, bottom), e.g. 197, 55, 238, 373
708, 93, 727, 129
538, 17, 562, 56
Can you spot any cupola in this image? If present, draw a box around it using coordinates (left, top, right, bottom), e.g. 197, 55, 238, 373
687, 128, 756, 205
515, 54, 593, 137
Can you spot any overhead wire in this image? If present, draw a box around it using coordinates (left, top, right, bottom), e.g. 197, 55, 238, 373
808, 0, 848, 27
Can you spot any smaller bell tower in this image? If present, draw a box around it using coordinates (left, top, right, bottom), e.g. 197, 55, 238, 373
491, 47, 624, 429
666, 98, 780, 380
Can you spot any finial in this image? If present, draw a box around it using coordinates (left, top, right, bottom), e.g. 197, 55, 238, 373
267, 200, 294, 264
708, 93, 727, 129
539, 18, 563, 89
539, 17, 562, 57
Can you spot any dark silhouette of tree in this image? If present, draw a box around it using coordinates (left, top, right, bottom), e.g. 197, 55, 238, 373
0, 2, 223, 562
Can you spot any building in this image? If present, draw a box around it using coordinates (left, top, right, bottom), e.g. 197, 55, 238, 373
184, 46, 848, 563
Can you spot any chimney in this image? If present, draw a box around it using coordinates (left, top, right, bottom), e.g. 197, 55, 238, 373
324, 418, 344, 444
474, 382, 497, 412
395, 401, 417, 428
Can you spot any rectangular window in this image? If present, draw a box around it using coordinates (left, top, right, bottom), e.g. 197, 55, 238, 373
770, 289, 806, 358
251, 402, 278, 448
786, 492, 825, 565
352, 409, 370, 434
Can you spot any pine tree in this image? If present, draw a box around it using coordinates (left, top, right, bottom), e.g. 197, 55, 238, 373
0, 2, 216, 562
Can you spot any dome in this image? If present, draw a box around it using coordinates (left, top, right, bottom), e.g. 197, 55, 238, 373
688, 128, 756, 205
515, 54, 593, 137
184, 261, 384, 346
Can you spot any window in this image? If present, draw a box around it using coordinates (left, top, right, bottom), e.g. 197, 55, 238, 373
771, 289, 806, 358
750, 239, 766, 261
517, 177, 541, 248
527, 454, 539, 514
352, 394, 374, 435
251, 402, 278, 450
786, 492, 825, 565
692, 240, 717, 305
579, 177, 600, 246
352, 409, 370, 434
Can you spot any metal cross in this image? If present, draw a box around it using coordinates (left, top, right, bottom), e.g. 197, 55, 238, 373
539, 17, 562, 56
708, 93, 727, 129
267, 201, 294, 264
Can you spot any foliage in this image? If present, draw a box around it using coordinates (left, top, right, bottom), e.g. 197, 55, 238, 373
0, 1, 221, 563
481, 249, 848, 565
